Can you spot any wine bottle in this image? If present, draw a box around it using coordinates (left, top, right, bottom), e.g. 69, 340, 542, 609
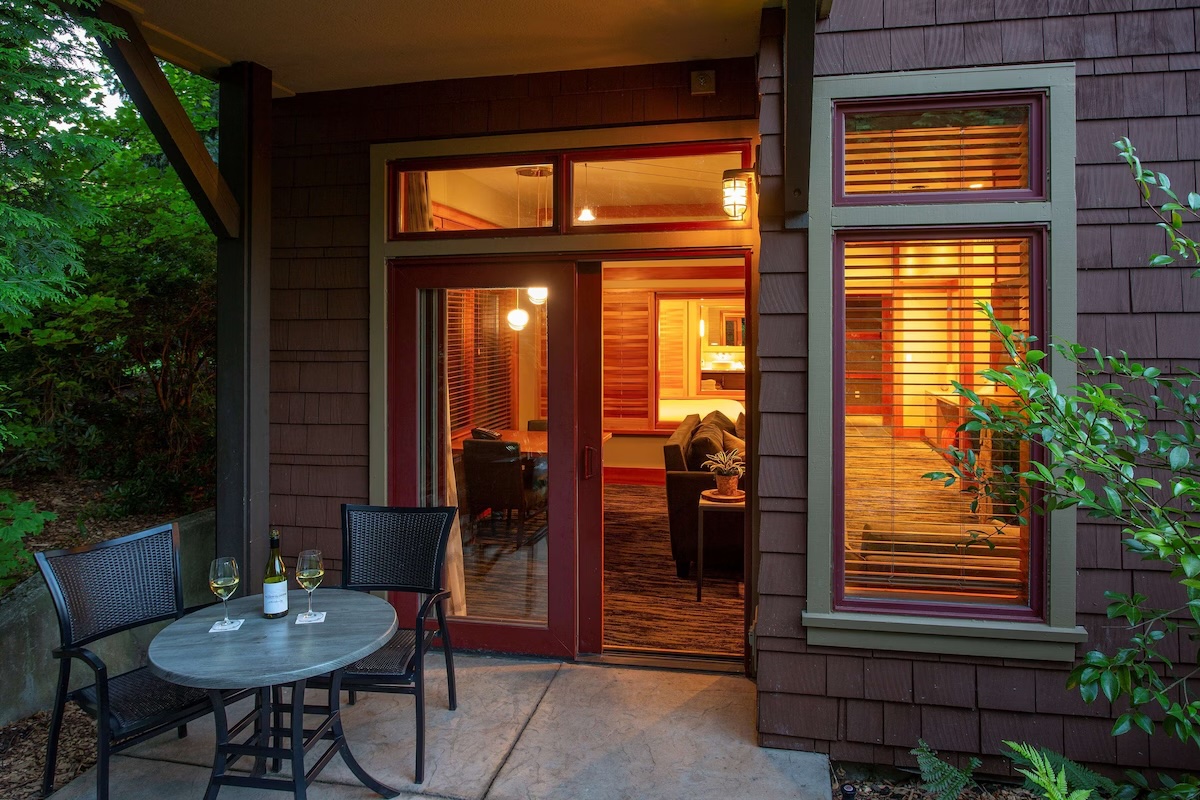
262, 528, 289, 618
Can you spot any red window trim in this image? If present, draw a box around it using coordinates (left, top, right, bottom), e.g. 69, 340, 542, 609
563, 140, 753, 235
833, 91, 1047, 207
830, 225, 1048, 623
385, 140, 753, 241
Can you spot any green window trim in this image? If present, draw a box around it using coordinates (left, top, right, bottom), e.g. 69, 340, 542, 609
802, 612, 1088, 662
805, 63, 1079, 662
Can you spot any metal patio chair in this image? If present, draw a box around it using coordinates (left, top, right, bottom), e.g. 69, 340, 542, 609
36, 523, 214, 800
334, 504, 459, 784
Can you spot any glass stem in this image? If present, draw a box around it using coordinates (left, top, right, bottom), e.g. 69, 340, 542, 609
307, 591, 313, 616
222, 598, 230, 624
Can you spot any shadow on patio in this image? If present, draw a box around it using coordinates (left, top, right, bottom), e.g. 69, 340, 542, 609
49, 654, 832, 800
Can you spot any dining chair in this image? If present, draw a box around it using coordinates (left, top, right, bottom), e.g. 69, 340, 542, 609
462, 438, 536, 544
526, 418, 549, 431
36, 523, 215, 800
335, 504, 459, 784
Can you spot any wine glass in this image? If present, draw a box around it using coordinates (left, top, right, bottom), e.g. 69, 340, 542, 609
295, 550, 324, 622
208, 557, 240, 631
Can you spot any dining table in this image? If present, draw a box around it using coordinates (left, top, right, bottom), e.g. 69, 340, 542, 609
148, 588, 399, 800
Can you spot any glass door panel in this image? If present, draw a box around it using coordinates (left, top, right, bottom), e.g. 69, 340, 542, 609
421, 286, 549, 624
389, 261, 577, 657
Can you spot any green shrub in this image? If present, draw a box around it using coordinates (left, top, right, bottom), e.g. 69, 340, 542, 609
0, 490, 55, 590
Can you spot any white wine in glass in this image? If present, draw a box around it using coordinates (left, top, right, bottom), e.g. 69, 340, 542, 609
209, 557, 240, 631
295, 550, 324, 622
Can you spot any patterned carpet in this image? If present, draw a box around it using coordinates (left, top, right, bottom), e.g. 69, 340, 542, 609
603, 484, 744, 656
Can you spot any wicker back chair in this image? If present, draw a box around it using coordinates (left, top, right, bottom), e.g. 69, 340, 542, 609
337, 504, 459, 784
35, 523, 212, 800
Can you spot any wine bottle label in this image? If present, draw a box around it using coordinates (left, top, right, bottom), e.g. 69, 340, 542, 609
263, 580, 288, 615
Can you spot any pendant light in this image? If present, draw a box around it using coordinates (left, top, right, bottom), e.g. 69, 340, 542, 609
507, 308, 530, 331
507, 288, 530, 331
527, 287, 548, 305
577, 163, 595, 222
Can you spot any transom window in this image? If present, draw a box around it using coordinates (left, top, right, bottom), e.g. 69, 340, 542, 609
835, 94, 1044, 204
387, 141, 750, 239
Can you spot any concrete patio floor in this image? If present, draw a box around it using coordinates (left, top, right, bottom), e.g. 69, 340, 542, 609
49, 654, 831, 800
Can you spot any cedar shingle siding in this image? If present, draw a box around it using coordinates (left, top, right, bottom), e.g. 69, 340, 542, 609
269, 61, 757, 578
754, 1, 1200, 774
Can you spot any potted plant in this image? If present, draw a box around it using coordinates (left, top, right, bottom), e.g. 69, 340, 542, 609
703, 449, 745, 496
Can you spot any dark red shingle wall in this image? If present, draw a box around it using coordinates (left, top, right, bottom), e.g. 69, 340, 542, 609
754, 0, 1200, 774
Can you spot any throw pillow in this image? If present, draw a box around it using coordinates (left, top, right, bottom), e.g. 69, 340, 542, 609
687, 422, 725, 471
735, 412, 746, 439
702, 409, 736, 434
722, 431, 745, 455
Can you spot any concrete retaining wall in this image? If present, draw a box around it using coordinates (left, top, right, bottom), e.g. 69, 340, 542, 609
0, 508, 216, 726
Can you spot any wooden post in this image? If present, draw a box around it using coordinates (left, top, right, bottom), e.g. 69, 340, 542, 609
217, 63, 273, 589
784, 0, 819, 228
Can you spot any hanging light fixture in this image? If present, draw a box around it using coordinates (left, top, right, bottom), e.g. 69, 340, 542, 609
507, 307, 530, 331
527, 287, 548, 305
577, 162, 595, 222
722, 168, 751, 219
516, 165, 552, 227
507, 288, 530, 331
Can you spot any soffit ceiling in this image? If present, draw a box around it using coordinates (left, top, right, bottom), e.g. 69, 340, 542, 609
113, 0, 774, 97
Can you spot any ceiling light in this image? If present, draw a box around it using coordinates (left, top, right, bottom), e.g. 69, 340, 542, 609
576, 207, 595, 222
528, 287, 548, 305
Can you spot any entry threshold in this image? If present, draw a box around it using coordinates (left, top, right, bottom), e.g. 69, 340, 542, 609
579, 646, 745, 675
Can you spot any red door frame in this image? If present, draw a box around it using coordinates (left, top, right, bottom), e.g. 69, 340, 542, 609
388, 258, 586, 658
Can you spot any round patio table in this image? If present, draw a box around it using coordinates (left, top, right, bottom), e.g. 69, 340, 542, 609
149, 588, 398, 800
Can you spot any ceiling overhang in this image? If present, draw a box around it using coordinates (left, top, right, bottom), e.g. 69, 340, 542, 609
110, 1, 780, 97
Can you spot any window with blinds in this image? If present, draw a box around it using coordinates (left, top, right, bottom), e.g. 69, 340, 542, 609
838, 97, 1039, 202
837, 235, 1036, 611
602, 290, 652, 429
446, 289, 517, 435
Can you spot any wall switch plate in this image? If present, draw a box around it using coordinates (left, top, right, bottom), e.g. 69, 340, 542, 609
690, 69, 716, 96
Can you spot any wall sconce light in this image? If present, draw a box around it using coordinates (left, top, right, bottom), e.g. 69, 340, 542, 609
722, 169, 753, 219
507, 307, 530, 331
527, 287, 548, 305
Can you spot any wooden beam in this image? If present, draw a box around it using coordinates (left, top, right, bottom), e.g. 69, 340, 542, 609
92, 2, 241, 239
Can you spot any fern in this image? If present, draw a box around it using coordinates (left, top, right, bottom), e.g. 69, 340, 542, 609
1004, 742, 1093, 800
912, 739, 981, 800
1002, 742, 1119, 799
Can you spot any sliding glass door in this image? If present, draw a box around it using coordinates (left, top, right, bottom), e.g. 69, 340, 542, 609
388, 260, 590, 657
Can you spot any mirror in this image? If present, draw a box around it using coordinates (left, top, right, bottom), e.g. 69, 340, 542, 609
697, 299, 745, 394
719, 311, 745, 346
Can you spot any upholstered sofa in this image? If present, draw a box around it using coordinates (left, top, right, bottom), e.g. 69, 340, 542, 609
662, 411, 746, 579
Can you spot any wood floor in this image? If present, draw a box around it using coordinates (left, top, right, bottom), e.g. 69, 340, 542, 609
843, 415, 1027, 604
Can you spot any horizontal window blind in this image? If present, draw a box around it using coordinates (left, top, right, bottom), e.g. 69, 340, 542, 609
447, 289, 516, 435
843, 105, 1031, 196
840, 236, 1032, 608
602, 290, 652, 428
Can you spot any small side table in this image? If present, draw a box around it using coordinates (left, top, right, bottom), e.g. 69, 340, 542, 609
696, 496, 746, 602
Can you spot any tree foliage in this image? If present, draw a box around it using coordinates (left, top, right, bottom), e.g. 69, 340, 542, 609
1, 41, 219, 514
0, 0, 118, 319
927, 139, 1200, 797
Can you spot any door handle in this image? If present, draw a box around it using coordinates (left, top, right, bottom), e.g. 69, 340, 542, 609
583, 446, 597, 480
